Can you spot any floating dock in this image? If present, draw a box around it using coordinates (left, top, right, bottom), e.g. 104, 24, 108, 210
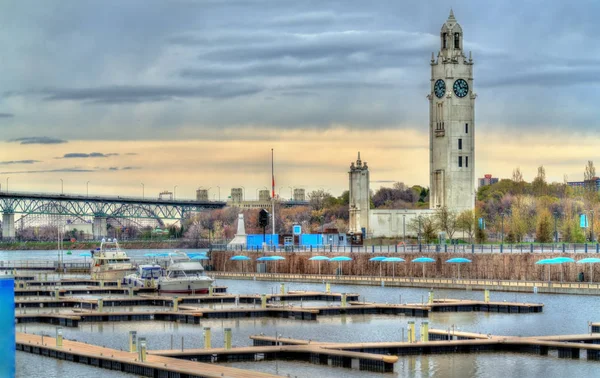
16, 332, 279, 378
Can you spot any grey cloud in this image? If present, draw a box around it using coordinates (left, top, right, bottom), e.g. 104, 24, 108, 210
0, 113, 14, 118
124, 153, 138, 156
8, 137, 68, 145
109, 166, 141, 171
0, 168, 96, 174
0, 160, 41, 165
17, 84, 264, 104
479, 67, 600, 88
59, 152, 119, 159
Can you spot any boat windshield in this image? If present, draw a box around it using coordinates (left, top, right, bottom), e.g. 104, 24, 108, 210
169, 270, 204, 278
141, 268, 161, 279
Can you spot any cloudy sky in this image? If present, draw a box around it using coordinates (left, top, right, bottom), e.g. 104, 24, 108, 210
1, 0, 599, 199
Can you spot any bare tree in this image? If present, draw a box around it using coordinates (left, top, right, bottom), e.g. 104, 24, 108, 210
584, 161, 598, 204
456, 210, 475, 242
434, 206, 457, 239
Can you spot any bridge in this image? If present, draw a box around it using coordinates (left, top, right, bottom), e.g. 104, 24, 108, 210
0, 191, 226, 240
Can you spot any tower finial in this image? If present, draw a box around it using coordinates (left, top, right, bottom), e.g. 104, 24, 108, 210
449, 8, 455, 20
358, 151, 361, 160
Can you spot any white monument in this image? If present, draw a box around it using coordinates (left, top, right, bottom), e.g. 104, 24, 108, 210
428, 10, 476, 212
227, 213, 247, 247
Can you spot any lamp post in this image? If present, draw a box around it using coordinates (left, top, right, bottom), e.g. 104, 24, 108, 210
418, 215, 422, 252
174, 185, 178, 200
7, 177, 10, 193
60, 178, 63, 194
402, 214, 406, 252
141, 183, 145, 199
240, 186, 245, 201
288, 186, 293, 200
500, 211, 505, 245
216, 186, 220, 201
589, 210, 595, 242
86, 181, 90, 197
553, 211, 558, 243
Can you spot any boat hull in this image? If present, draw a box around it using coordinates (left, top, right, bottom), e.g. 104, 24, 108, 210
157, 278, 213, 294
91, 267, 134, 281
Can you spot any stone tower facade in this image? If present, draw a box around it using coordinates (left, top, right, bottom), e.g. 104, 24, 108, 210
349, 152, 370, 235
429, 10, 475, 213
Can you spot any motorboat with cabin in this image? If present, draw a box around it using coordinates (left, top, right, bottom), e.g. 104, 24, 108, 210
123, 264, 162, 288
158, 251, 213, 294
90, 238, 134, 280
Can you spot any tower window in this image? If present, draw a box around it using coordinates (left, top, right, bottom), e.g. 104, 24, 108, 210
454, 33, 460, 49
458, 138, 462, 150
442, 33, 447, 49
458, 156, 463, 168
465, 123, 469, 133
466, 156, 469, 168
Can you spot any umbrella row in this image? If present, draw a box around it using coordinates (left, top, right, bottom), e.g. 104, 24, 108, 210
536, 257, 600, 282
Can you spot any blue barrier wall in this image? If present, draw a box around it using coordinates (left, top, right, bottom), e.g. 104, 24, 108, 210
300, 234, 323, 247
0, 275, 15, 377
247, 234, 279, 248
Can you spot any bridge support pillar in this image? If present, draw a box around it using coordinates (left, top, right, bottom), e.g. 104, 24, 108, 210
1, 213, 15, 240
92, 217, 107, 239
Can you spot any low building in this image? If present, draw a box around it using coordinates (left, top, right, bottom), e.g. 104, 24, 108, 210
478, 174, 499, 187
567, 177, 600, 192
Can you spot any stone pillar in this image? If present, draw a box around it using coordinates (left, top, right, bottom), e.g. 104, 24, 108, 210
1, 213, 15, 240
408, 321, 416, 343
204, 327, 211, 349
129, 331, 137, 352
224, 328, 232, 350
92, 217, 107, 239
421, 321, 429, 342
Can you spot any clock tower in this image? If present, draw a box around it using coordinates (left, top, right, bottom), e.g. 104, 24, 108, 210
428, 10, 475, 212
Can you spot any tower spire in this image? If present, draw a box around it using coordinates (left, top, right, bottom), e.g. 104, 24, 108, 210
448, 8, 455, 21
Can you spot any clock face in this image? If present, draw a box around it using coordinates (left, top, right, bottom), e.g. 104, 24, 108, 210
434, 79, 445, 98
453, 79, 469, 98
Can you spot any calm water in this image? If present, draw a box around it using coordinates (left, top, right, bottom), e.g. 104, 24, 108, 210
0, 248, 208, 262
7, 249, 600, 378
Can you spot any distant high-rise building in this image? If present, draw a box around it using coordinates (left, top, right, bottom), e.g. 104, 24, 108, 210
231, 188, 243, 202
196, 189, 208, 201
478, 174, 499, 187
348, 152, 369, 235
293, 188, 306, 201
258, 190, 270, 202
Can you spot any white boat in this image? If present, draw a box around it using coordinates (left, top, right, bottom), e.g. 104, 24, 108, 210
123, 264, 162, 288
158, 252, 213, 294
90, 238, 134, 280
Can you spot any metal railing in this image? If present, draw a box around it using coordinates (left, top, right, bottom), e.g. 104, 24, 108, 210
220, 243, 600, 254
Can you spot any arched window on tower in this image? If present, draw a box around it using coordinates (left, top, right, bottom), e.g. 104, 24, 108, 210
454, 33, 460, 49
442, 33, 447, 49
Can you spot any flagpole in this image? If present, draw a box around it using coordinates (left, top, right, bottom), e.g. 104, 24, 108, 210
271, 148, 275, 248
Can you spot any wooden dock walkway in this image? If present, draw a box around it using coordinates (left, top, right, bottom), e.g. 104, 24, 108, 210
210, 272, 600, 295
16, 332, 279, 377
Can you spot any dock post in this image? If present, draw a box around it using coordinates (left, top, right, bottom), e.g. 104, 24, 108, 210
420, 321, 429, 342
172, 296, 179, 312
341, 293, 347, 308
484, 289, 490, 303
99, 280, 104, 288
128, 287, 133, 297
97, 298, 103, 312
261, 294, 267, 308
56, 327, 63, 347
428, 290, 434, 304
325, 282, 331, 294
54, 288, 60, 300
138, 337, 147, 362
224, 328, 232, 350
117, 280, 121, 289
129, 331, 137, 352
209, 286, 214, 296
408, 321, 416, 343
204, 327, 212, 349
280, 283, 285, 295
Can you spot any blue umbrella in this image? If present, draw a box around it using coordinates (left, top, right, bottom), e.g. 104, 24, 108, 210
370, 256, 387, 277
330, 256, 352, 275
412, 257, 435, 278
231, 255, 251, 273
309, 256, 330, 275
552, 257, 575, 282
79, 252, 91, 264
230, 255, 251, 261
446, 258, 471, 279
144, 253, 158, 258
382, 257, 405, 278
577, 258, 600, 283
257, 256, 285, 273
190, 255, 209, 260
536, 258, 563, 281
